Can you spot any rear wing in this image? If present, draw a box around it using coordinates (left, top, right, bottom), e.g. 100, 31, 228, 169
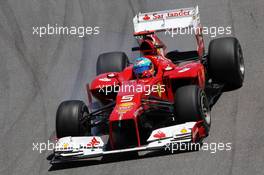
133, 6, 200, 34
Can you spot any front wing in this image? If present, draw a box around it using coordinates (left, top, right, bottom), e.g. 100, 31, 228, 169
51, 121, 205, 164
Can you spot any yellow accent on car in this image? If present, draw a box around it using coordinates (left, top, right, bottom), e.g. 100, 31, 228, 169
180, 128, 188, 134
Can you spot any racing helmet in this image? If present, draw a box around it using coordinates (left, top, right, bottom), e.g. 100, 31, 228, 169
133, 57, 155, 78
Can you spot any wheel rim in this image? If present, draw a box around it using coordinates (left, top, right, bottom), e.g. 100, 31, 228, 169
200, 92, 211, 126
238, 46, 245, 78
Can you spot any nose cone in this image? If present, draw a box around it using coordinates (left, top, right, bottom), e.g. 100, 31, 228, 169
110, 93, 141, 121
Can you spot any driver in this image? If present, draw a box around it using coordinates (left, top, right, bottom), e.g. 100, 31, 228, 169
133, 57, 155, 78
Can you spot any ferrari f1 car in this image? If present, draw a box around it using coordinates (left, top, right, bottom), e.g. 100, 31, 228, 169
51, 6, 245, 163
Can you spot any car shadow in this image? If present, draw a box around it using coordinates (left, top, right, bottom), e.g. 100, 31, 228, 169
48, 148, 197, 171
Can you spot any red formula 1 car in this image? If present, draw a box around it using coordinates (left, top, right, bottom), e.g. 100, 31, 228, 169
51, 6, 244, 163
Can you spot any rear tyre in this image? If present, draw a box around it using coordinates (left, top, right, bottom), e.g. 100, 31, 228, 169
174, 85, 211, 131
208, 37, 245, 90
56, 100, 90, 138
96, 52, 129, 75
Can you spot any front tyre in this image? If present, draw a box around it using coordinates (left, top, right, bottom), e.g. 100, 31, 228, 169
174, 85, 211, 132
56, 100, 90, 138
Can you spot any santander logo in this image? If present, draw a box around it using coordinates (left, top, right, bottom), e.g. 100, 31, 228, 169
141, 9, 191, 21
143, 14, 150, 20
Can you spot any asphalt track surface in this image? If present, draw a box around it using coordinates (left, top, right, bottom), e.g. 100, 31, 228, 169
0, 0, 264, 175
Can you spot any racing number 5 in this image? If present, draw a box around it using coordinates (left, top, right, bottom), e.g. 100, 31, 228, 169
121, 95, 134, 102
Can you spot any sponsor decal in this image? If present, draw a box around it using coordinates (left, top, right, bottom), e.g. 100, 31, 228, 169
63, 143, 69, 149
157, 83, 163, 97
165, 66, 173, 71
167, 9, 191, 18
99, 78, 111, 82
143, 14, 150, 20
153, 130, 166, 139
141, 9, 191, 21
87, 137, 100, 147
107, 73, 116, 78
178, 67, 190, 73
120, 94, 134, 102
117, 102, 135, 114
180, 128, 188, 134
